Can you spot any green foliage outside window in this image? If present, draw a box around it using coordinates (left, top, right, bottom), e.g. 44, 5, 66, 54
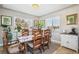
34, 20, 45, 28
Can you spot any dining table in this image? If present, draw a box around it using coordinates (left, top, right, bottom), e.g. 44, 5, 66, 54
17, 35, 34, 43
17, 35, 34, 53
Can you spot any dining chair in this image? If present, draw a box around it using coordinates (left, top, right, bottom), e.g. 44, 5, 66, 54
8, 28, 29, 54
27, 31, 42, 54
7, 41, 20, 54
32, 29, 42, 34
19, 42, 27, 54
3, 31, 20, 54
18, 29, 29, 53
42, 29, 50, 51
46, 29, 51, 43
3, 31, 8, 53
32, 29, 38, 35
21, 29, 29, 36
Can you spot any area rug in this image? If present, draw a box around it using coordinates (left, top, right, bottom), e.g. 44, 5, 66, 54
0, 42, 60, 54
26, 42, 60, 54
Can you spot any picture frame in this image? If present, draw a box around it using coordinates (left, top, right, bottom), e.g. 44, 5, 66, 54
1, 15, 12, 27
66, 14, 77, 25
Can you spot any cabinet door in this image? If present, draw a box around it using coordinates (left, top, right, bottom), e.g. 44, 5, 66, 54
68, 35, 78, 51
61, 35, 69, 47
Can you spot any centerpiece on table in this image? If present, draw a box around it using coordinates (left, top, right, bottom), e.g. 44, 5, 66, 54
15, 18, 28, 36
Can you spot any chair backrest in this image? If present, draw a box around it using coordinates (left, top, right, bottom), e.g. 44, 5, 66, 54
43, 29, 50, 42
7, 42, 19, 54
32, 29, 42, 35
3, 32, 8, 50
33, 32, 42, 49
21, 29, 29, 36
32, 29, 38, 34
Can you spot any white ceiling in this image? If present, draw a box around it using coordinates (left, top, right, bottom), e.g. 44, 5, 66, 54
2, 4, 73, 16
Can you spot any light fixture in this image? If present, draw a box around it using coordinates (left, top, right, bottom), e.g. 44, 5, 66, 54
32, 4, 40, 9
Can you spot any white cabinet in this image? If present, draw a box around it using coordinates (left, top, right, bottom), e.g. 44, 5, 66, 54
61, 34, 78, 52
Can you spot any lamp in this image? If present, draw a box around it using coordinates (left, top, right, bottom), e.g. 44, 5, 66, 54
32, 4, 40, 8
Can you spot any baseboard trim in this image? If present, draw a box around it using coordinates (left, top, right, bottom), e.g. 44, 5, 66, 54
51, 40, 61, 44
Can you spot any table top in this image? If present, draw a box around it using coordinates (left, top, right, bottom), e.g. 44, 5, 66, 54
17, 35, 34, 43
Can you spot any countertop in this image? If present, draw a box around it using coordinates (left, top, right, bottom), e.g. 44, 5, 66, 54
61, 33, 78, 36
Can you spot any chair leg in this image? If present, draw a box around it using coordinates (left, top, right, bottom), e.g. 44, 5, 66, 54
32, 49, 34, 54
39, 46, 42, 53
27, 46, 34, 54
42, 45, 45, 52
29, 49, 34, 54
47, 43, 49, 49
42, 43, 49, 52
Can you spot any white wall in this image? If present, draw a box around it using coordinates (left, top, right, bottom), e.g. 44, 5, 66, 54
40, 5, 79, 43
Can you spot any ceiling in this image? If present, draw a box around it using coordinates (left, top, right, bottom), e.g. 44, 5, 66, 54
2, 4, 73, 16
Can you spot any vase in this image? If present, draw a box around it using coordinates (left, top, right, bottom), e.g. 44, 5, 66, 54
7, 32, 12, 42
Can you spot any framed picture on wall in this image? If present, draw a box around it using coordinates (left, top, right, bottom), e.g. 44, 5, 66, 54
1, 15, 12, 27
66, 14, 77, 25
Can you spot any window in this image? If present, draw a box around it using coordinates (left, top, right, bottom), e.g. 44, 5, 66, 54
45, 18, 52, 27
45, 16, 60, 28
34, 20, 45, 28
52, 16, 60, 27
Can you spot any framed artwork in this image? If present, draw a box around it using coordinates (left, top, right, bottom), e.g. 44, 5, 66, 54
66, 14, 77, 25
1, 15, 12, 27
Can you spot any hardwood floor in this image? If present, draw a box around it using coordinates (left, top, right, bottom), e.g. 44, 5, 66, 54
0, 42, 78, 54
53, 46, 77, 54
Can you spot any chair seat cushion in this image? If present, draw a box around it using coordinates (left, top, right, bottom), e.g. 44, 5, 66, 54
9, 43, 19, 48
42, 41, 48, 45
28, 42, 41, 49
8, 43, 19, 53
44, 41, 48, 44
27, 42, 33, 48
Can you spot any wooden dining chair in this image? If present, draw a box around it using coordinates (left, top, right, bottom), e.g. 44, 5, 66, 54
21, 29, 29, 36
42, 29, 50, 51
3, 31, 20, 54
7, 29, 29, 54
32, 29, 38, 35
7, 42, 20, 54
46, 29, 51, 43
19, 42, 27, 54
32, 29, 42, 34
18, 29, 29, 53
3, 31, 8, 53
27, 31, 42, 54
